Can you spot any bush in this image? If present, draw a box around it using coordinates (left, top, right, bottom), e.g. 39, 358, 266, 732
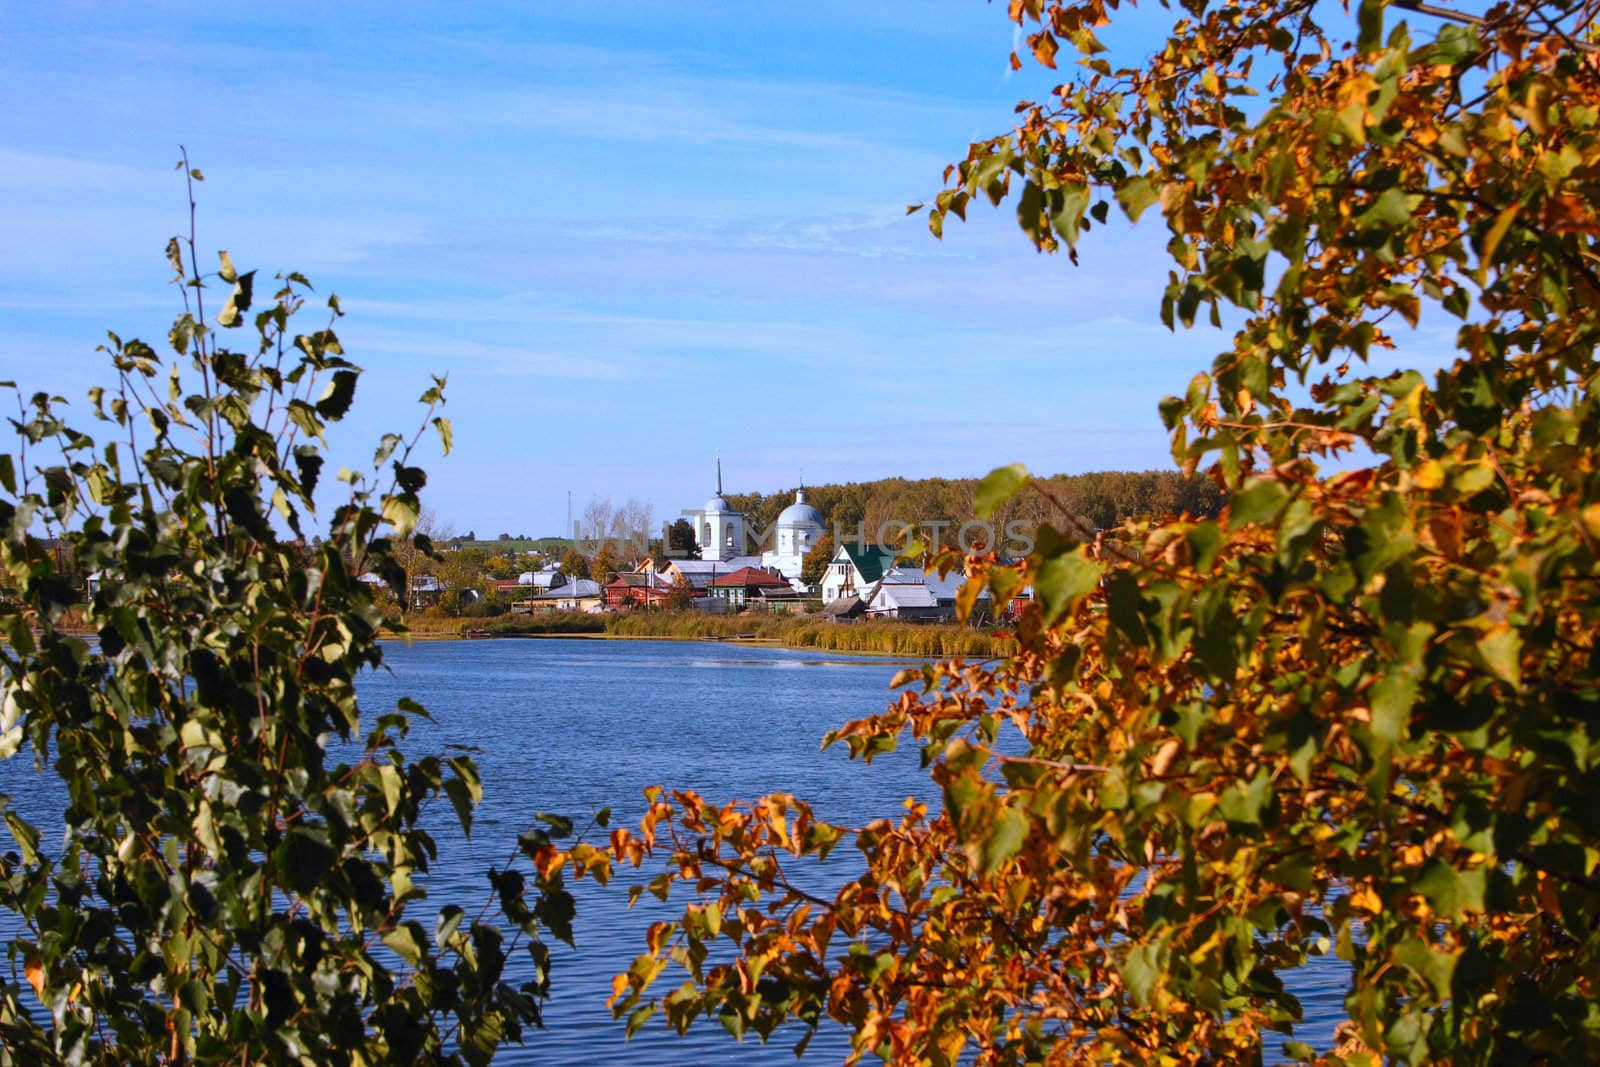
0, 178, 593, 1062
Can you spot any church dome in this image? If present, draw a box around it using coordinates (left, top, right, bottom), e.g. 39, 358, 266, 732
703, 496, 731, 513
777, 490, 824, 529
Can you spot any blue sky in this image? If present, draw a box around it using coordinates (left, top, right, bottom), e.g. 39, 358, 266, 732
0, 2, 1453, 537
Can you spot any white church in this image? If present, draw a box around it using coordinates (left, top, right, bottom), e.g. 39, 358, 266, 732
691, 457, 825, 591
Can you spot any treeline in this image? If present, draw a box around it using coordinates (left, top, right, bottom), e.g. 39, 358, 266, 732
723, 469, 1223, 539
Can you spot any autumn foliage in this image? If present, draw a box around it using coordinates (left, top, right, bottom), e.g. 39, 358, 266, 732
579, 0, 1600, 1063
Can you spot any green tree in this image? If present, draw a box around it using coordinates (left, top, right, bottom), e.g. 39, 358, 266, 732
594, 1, 1600, 1063
800, 534, 834, 588
666, 517, 696, 556
558, 547, 589, 581
0, 177, 597, 1063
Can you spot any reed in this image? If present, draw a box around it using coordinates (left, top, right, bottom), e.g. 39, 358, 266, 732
382, 609, 1010, 657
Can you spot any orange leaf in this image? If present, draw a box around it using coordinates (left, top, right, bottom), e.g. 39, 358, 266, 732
1029, 31, 1058, 69
24, 952, 44, 999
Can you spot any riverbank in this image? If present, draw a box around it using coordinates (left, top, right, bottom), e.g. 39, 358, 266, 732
386, 610, 1009, 658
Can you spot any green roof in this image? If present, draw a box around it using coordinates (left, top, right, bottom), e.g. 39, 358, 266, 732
840, 543, 901, 583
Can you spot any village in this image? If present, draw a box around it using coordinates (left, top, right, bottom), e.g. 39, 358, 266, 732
398, 461, 1030, 625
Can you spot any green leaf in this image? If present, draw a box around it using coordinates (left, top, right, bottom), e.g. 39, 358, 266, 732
1369, 668, 1418, 744
1033, 546, 1104, 624
1120, 943, 1164, 1006
975, 805, 1028, 874
1413, 858, 1485, 917
315, 370, 359, 420
1356, 0, 1386, 53
974, 463, 1030, 519
1476, 626, 1521, 688
3, 810, 40, 865
1229, 478, 1290, 526
384, 494, 420, 538
1116, 177, 1160, 222
378, 763, 403, 815
1391, 937, 1458, 998
216, 271, 256, 328
444, 777, 474, 837
382, 922, 427, 966
1358, 187, 1413, 230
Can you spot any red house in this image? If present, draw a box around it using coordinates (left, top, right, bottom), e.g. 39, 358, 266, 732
605, 571, 677, 610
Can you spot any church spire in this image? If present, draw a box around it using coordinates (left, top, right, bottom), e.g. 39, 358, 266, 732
716, 451, 723, 496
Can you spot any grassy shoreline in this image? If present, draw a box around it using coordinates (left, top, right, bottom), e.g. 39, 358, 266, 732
385, 610, 1010, 658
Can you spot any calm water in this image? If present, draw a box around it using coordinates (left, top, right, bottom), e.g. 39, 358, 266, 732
1, 638, 1348, 1062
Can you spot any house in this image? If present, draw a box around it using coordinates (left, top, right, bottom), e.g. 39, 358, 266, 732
487, 577, 524, 600
526, 578, 605, 613
821, 595, 868, 623
604, 571, 678, 610
410, 575, 444, 609
756, 583, 811, 614
865, 581, 944, 621
1000, 584, 1036, 622
708, 566, 792, 609
646, 556, 767, 592
818, 543, 901, 604
862, 566, 993, 623
518, 567, 566, 591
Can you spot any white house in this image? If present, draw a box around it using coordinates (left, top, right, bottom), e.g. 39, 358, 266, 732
819, 543, 900, 604
528, 578, 605, 613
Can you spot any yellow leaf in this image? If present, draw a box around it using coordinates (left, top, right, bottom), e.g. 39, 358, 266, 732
1348, 885, 1382, 914
1477, 200, 1520, 281
1579, 503, 1600, 540
1412, 460, 1445, 490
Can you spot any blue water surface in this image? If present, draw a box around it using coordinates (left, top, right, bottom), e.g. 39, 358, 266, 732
1, 637, 1349, 1063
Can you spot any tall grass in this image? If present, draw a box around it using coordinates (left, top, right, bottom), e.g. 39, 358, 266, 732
385, 610, 1009, 658
604, 612, 1006, 658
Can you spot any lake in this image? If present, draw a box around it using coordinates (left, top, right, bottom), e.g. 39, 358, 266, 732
1, 637, 1349, 1062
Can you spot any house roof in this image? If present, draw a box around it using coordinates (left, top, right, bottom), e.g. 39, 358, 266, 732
880, 566, 989, 602
871, 583, 940, 610
662, 557, 766, 586
667, 556, 765, 574
710, 566, 791, 589
839, 543, 901, 584
607, 572, 665, 588
530, 578, 603, 599
823, 595, 867, 617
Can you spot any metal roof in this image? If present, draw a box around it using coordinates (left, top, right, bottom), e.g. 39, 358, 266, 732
710, 566, 791, 588
839, 543, 901, 584
871, 584, 940, 610
530, 578, 603, 599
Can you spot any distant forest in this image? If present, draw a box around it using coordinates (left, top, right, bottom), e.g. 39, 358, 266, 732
721, 469, 1225, 539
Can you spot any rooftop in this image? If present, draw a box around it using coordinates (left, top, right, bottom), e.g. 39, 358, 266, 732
710, 566, 792, 589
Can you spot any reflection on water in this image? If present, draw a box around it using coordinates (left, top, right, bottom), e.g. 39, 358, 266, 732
0, 638, 1347, 1063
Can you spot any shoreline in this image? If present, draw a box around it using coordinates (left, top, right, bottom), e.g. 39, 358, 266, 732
378, 630, 942, 658
382, 613, 1009, 659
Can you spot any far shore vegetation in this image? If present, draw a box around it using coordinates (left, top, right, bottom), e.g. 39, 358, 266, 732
391, 609, 1007, 659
